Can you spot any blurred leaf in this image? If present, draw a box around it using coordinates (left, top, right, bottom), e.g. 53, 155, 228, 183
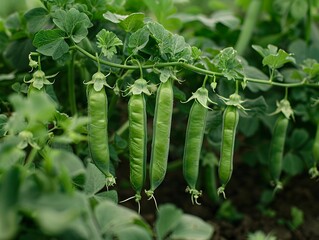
94, 190, 118, 203
84, 162, 106, 196
282, 152, 304, 176
155, 204, 183, 240
103, 11, 144, 32
169, 214, 214, 240
290, 0, 308, 20
289, 206, 304, 230
24, 7, 51, 34
0, 136, 25, 172
242, 96, 268, 117
0, 166, 22, 240
116, 226, 152, 240
0, 114, 8, 137
290, 128, 308, 149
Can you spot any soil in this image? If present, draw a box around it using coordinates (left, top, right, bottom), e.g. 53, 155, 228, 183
117, 157, 319, 240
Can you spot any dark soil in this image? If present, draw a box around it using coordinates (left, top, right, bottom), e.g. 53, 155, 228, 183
117, 157, 319, 240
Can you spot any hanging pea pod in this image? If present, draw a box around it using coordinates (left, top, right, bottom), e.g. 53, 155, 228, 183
309, 122, 319, 178
182, 86, 215, 204
268, 96, 293, 192
217, 92, 245, 198
122, 78, 150, 213
145, 78, 174, 205
86, 71, 115, 188
269, 113, 288, 191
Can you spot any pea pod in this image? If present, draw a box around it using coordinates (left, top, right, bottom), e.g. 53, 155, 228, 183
127, 78, 150, 206
217, 105, 239, 198
269, 113, 288, 190
183, 87, 210, 204
87, 72, 115, 187
310, 123, 319, 178
146, 79, 174, 199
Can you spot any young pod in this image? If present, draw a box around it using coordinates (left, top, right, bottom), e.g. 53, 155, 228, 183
269, 113, 288, 190
87, 72, 115, 187
218, 105, 239, 198
146, 79, 174, 198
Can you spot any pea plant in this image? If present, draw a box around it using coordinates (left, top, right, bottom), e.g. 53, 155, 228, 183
0, 0, 318, 239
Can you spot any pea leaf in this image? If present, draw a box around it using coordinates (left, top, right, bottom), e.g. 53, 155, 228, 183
52, 8, 93, 43
33, 29, 69, 60
128, 26, 150, 54
302, 59, 319, 79
96, 29, 123, 59
0, 166, 22, 240
169, 214, 214, 240
283, 152, 304, 176
84, 163, 106, 196
291, 0, 308, 20
263, 49, 296, 69
155, 204, 183, 240
24, 7, 52, 34
103, 11, 144, 32
212, 47, 244, 80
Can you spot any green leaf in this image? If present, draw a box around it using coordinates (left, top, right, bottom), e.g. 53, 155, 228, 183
128, 26, 150, 54
96, 29, 123, 59
302, 59, 319, 79
4, 38, 34, 71
263, 49, 296, 69
290, 0, 308, 20
0, 114, 8, 137
289, 207, 304, 230
52, 8, 93, 43
169, 214, 214, 240
241, 96, 268, 117
0, 137, 25, 172
33, 29, 69, 60
290, 128, 308, 149
116, 226, 152, 240
0, 166, 22, 240
212, 47, 244, 80
282, 152, 304, 176
84, 163, 106, 196
24, 7, 51, 34
95, 200, 150, 235
155, 204, 183, 240
243, 65, 271, 92
103, 11, 144, 32
94, 190, 118, 203
49, 149, 86, 182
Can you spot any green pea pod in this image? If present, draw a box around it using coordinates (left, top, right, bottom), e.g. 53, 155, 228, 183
218, 105, 239, 198
128, 94, 147, 198
183, 97, 207, 204
87, 84, 115, 187
146, 79, 173, 198
269, 114, 288, 190
310, 123, 319, 178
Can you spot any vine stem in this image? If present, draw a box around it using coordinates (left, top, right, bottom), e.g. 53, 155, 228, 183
68, 50, 77, 115
72, 45, 319, 89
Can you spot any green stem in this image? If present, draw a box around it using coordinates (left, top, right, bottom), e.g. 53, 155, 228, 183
306, 0, 312, 45
110, 120, 129, 142
235, 0, 262, 55
68, 50, 77, 115
25, 147, 38, 167
202, 75, 208, 87
73, 45, 319, 89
